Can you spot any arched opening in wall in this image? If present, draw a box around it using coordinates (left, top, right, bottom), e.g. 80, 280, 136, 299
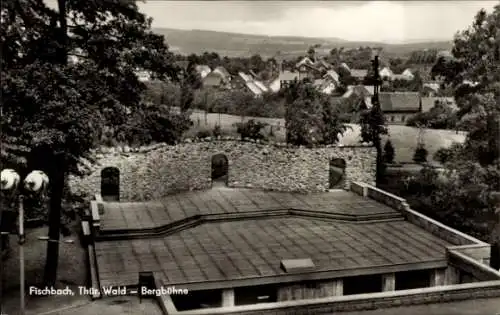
329, 158, 346, 189
211, 154, 228, 186
101, 167, 120, 201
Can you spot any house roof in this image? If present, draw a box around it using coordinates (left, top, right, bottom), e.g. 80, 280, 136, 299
295, 57, 315, 68
402, 69, 414, 76
245, 81, 265, 95
423, 82, 440, 92
350, 69, 368, 78
253, 80, 268, 93
279, 71, 299, 81
379, 92, 421, 113
342, 85, 375, 98
324, 70, 340, 83
95, 188, 451, 289
379, 67, 393, 76
391, 74, 413, 81
340, 62, 350, 71
238, 72, 253, 83
213, 66, 231, 79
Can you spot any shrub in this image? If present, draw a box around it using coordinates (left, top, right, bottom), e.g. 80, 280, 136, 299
413, 143, 428, 163
383, 140, 395, 163
212, 124, 222, 137
234, 119, 268, 141
196, 129, 212, 138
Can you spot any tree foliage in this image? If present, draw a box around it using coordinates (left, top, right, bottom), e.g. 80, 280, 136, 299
397, 5, 500, 241
1, 0, 190, 285
284, 81, 348, 146
234, 119, 268, 141
383, 140, 395, 164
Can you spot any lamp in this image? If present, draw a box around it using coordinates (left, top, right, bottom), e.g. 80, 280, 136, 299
0, 168, 49, 315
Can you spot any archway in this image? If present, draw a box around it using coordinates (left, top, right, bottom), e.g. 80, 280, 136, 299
329, 158, 346, 189
101, 167, 120, 201
211, 154, 228, 186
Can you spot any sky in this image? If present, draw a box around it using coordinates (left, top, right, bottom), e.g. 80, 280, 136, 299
43, 0, 499, 43
136, 0, 498, 43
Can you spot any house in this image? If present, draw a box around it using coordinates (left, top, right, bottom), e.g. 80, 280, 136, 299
296, 63, 319, 81
236, 72, 268, 96
313, 59, 334, 73
349, 69, 368, 82
379, 92, 421, 124
295, 57, 315, 68
379, 67, 394, 80
212, 66, 231, 82
421, 97, 458, 112
195, 65, 211, 79
342, 85, 375, 99
135, 70, 151, 82
401, 69, 414, 80
202, 71, 228, 89
340, 62, 350, 71
422, 82, 440, 96
323, 70, 340, 85
313, 79, 336, 95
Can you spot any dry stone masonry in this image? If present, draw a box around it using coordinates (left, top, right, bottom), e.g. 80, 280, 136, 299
69, 138, 376, 201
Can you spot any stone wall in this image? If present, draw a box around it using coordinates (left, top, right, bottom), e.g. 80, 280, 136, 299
69, 139, 376, 201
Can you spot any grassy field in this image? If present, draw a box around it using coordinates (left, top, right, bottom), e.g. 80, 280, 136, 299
187, 111, 466, 163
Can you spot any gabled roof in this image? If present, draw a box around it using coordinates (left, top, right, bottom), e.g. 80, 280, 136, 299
253, 80, 268, 93
195, 65, 211, 73
423, 82, 440, 92
402, 69, 414, 76
238, 72, 253, 83
245, 81, 265, 95
379, 67, 393, 76
324, 70, 340, 83
350, 69, 368, 78
295, 57, 315, 68
340, 62, 350, 71
379, 92, 421, 112
213, 66, 231, 79
342, 85, 375, 98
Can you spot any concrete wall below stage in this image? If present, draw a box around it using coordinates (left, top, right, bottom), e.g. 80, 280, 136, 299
69, 140, 376, 201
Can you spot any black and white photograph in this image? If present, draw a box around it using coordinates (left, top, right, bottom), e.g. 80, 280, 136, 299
1, 0, 500, 314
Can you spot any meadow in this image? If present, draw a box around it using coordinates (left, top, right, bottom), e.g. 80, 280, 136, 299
187, 110, 467, 163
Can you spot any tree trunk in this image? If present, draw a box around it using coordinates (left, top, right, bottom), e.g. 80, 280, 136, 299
43, 153, 65, 287
42, 0, 68, 287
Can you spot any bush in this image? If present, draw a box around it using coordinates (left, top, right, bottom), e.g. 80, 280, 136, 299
383, 140, 395, 163
196, 129, 212, 138
234, 119, 268, 141
212, 124, 222, 137
413, 144, 428, 163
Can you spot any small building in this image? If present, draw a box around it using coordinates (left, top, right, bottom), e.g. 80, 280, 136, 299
195, 65, 211, 79
212, 66, 231, 82
379, 92, 421, 124
295, 57, 315, 68
342, 85, 375, 99
323, 70, 340, 85
401, 68, 414, 80
349, 69, 368, 83
379, 67, 394, 80
422, 82, 440, 96
202, 71, 228, 89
